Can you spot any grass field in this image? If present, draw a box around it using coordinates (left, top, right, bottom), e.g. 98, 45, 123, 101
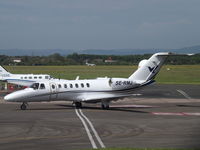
3, 65, 200, 84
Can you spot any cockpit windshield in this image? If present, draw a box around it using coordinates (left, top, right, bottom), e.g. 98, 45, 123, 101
49, 76, 54, 79
30, 83, 39, 90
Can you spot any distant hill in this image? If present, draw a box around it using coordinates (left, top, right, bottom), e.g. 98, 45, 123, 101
0, 49, 74, 56
0, 45, 199, 56
80, 45, 200, 55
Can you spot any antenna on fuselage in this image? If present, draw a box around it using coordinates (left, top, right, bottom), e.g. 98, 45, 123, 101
75, 76, 79, 80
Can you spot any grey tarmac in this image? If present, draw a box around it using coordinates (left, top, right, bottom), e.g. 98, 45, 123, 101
0, 84, 200, 150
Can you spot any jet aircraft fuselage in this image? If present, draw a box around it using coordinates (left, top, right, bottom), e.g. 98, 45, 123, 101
4, 52, 189, 110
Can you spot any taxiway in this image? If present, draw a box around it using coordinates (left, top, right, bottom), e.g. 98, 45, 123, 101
0, 84, 200, 150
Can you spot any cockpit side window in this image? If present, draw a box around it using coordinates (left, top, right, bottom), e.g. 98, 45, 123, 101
40, 83, 45, 89
30, 83, 39, 90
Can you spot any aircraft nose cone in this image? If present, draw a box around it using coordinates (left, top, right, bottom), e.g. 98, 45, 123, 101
4, 94, 13, 101
4, 93, 18, 102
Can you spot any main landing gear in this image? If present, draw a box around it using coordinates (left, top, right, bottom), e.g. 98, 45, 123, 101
101, 101, 110, 109
74, 102, 82, 108
20, 102, 28, 110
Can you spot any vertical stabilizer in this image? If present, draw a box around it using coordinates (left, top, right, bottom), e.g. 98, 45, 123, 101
0, 66, 11, 78
129, 52, 171, 83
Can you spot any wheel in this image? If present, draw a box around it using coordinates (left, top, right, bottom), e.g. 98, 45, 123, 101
75, 102, 82, 108
20, 103, 27, 110
101, 104, 105, 109
101, 102, 109, 109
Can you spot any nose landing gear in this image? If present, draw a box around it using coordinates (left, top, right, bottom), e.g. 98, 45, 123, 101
101, 100, 110, 109
73, 101, 82, 108
20, 102, 27, 110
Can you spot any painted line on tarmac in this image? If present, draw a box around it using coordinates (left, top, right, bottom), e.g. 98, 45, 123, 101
177, 89, 192, 99
151, 112, 187, 116
75, 109, 97, 149
151, 112, 200, 116
183, 112, 200, 116
79, 109, 105, 148
110, 104, 158, 108
75, 108, 105, 149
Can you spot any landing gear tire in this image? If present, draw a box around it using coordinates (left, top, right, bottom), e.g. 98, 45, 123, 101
101, 102, 110, 110
75, 102, 82, 108
20, 102, 27, 110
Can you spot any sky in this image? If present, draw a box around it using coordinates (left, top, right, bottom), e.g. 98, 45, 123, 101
0, 0, 200, 50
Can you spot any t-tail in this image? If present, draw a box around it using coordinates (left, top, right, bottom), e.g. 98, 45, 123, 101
0, 66, 12, 80
129, 52, 172, 83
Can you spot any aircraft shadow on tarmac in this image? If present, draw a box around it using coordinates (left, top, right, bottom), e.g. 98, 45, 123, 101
17, 104, 74, 111
21, 104, 150, 114
58, 104, 149, 114
176, 104, 200, 108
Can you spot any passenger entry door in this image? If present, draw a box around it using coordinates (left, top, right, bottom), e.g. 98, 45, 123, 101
50, 83, 58, 100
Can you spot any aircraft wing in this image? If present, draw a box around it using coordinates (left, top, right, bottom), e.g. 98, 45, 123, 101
76, 91, 134, 103
76, 80, 154, 103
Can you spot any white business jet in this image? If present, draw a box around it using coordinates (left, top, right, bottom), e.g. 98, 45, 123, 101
4, 52, 180, 110
0, 65, 53, 86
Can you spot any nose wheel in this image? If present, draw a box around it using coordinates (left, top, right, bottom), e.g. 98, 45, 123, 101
20, 102, 27, 110
101, 101, 110, 109
74, 102, 82, 108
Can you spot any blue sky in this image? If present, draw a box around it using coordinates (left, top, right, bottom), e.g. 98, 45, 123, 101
0, 0, 200, 49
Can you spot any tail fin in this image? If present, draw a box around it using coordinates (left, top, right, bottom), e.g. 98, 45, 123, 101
129, 52, 171, 83
0, 66, 11, 76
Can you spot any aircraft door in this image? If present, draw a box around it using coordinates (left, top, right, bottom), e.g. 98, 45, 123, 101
49, 83, 58, 100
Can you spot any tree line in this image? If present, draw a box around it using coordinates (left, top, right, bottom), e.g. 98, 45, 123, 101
0, 53, 200, 66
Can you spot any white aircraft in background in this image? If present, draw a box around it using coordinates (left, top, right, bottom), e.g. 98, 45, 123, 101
0, 65, 53, 86
86, 60, 96, 66
4, 52, 189, 110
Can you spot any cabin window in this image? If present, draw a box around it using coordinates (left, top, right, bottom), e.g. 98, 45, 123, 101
64, 84, 67, 88
58, 84, 62, 88
40, 84, 45, 89
75, 84, 79, 88
45, 76, 49, 79
29, 77, 32, 79
81, 83, 84, 88
24, 77, 27, 79
70, 84, 73, 88
21, 77, 23, 79
39, 76, 42, 79
31, 83, 39, 90
51, 84, 55, 89
86, 83, 90, 88
34, 76, 37, 79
